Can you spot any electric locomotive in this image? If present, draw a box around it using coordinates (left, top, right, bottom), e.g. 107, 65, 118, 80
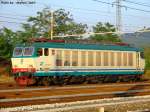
11, 39, 145, 86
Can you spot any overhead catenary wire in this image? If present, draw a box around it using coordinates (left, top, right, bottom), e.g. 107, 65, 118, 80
51, 3, 150, 19
0, 19, 145, 29
0, 15, 27, 21
37, 2, 150, 20
51, 3, 112, 15
0, 1, 150, 35
0, 20, 27, 24
0, 3, 150, 22
0, 12, 29, 18
122, 0, 150, 8
0, 11, 149, 24
93, 0, 150, 13
53, 29, 150, 38
0, 20, 149, 37
51, 2, 150, 31
51, 3, 150, 31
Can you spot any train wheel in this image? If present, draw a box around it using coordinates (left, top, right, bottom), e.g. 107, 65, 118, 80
87, 76, 99, 84
64, 76, 73, 85
103, 76, 110, 83
51, 76, 64, 86
135, 75, 142, 81
97, 76, 104, 83
57, 76, 65, 86
35, 77, 42, 86
80, 76, 86, 84
121, 76, 130, 82
42, 77, 50, 86
112, 76, 118, 83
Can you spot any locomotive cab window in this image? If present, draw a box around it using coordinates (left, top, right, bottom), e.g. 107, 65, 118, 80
13, 47, 23, 56
140, 52, 144, 59
37, 48, 43, 56
44, 48, 49, 56
23, 47, 34, 56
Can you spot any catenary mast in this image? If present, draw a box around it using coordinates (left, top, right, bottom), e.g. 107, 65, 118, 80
116, 0, 122, 37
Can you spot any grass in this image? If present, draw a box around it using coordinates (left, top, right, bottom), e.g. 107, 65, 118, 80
0, 75, 14, 83
144, 48, 150, 79
144, 70, 150, 79
144, 47, 150, 70
0, 65, 14, 83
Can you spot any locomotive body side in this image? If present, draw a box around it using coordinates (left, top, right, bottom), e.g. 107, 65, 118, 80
11, 42, 145, 86
34, 49, 144, 76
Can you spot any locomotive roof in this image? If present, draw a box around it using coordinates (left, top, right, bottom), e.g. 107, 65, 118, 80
27, 42, 143, 52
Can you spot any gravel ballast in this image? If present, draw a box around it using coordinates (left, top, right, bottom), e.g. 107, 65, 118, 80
1, 95, 150, 112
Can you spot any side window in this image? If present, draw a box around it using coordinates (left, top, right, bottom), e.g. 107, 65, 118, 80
81, 51, 86, 66
44, 48, 49, 56
128, 53, 133, 66
64, 50, 70, 66
104, 52, 109, 66
88, 51, 93, 66
123, 52, 128, 66
117, 52, 122, 66
72, 51, 78, 66
110, 52, 115, 66
56, 50, 62, 66
140, 52, 144, 59
96, 52, 101, 66
37, 48, 43, 56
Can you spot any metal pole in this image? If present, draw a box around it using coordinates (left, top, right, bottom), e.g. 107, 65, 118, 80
116, 0, 122, 38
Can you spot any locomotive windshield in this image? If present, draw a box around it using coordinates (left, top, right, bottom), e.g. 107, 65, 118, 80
13, 47, 34, 57
23, 47, 34, 56
13, 47, 23, 56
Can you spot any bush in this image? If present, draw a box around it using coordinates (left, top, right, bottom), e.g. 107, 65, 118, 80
144, 48, 150, 70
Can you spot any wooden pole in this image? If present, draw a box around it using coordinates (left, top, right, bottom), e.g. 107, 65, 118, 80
50, 11, 54, 40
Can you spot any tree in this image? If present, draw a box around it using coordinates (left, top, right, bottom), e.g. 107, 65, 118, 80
15, 23, 39, 43
27, 8, 87, 39
89, 22, 121, 42
0, 28, 15, 60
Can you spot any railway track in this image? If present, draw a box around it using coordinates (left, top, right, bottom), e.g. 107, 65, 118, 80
1, 82, 150, 107
1, 88, 150, 103
1, 95, 150, 112
0, 82, 150, 93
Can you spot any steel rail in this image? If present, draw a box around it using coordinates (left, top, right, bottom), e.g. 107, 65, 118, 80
0, 88, 150, 103
2, 95, 150, 112
0, 82, 150, 93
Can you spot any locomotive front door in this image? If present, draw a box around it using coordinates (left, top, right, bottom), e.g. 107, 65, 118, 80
36, 48, 50, 71
36, 48, 56, 71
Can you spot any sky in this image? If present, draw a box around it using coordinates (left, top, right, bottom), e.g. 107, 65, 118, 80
0, 0, 150, 33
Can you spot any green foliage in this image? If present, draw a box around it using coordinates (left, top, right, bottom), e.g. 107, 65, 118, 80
0, 28, 15, 60
27, 8, 87, 39
144, 48, 150, 69
89, 22, 121, 42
